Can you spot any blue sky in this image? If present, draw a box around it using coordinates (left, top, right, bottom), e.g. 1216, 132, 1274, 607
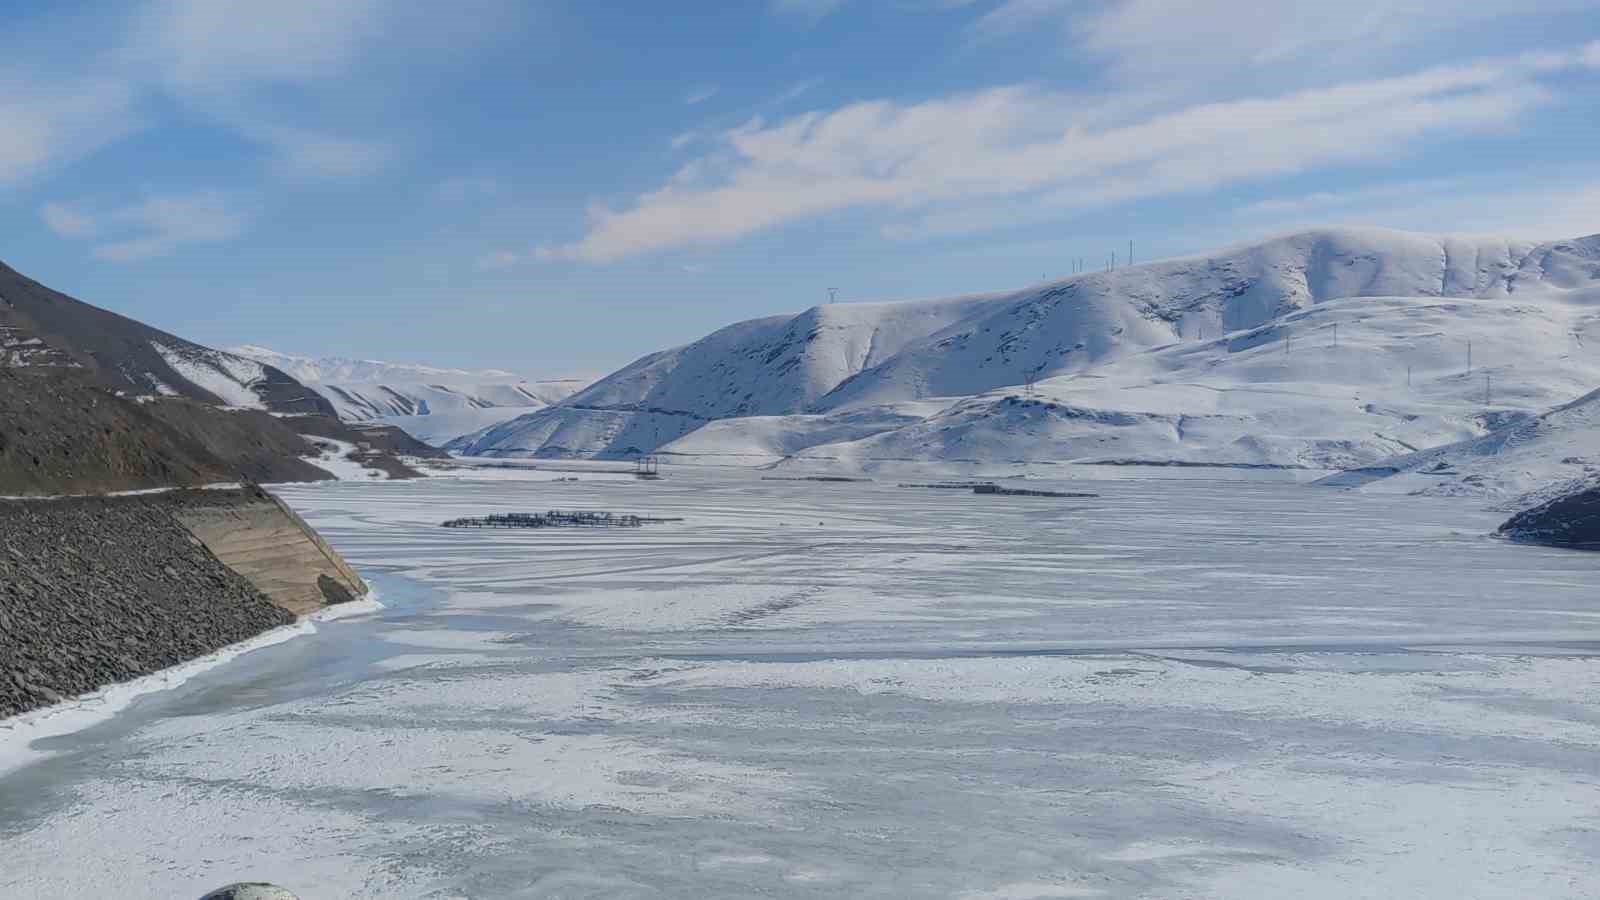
5, 1, 1600, 376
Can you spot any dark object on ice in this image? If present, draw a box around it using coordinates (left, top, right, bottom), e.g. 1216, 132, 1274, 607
761, 475, 871, 483
899, 481, 999, 490
199, 885, 300, 900
972, 484, 1098, 498
636, 455, 663, 479
1498, 486, 1600, 550
442, 510, 685, 529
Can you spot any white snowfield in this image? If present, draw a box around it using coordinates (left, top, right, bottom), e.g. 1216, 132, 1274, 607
457, 228, 1600, 488
230, 344, 588, 442
150, 341, 270, 410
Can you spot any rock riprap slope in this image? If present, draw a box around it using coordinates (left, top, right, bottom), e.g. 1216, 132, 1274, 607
0, 490, 296, 718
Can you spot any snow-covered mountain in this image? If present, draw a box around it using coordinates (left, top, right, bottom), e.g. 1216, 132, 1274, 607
229, 345, 588, 441
455, 227, 1600, 470
1317, 387, 1600, 502
228, 345, 526, 386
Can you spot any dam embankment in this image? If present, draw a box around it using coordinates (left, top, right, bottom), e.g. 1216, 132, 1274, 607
1, 486, 366, 719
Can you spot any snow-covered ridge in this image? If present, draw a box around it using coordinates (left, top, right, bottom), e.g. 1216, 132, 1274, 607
228, 345, 525, 385
229, 345, 591, 442
457, 227, 1600, 466
150, 341, 269, 409
1317, 386, 1600, 502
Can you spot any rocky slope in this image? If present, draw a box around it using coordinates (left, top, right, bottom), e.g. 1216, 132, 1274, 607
0, 489, 296, 718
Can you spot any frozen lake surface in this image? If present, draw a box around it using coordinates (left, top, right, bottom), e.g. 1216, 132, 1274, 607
3, 468, 1599, 898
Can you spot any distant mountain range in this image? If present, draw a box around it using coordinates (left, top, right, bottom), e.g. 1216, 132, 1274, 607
228, 345, 588, 442
452, 226, 1600, 500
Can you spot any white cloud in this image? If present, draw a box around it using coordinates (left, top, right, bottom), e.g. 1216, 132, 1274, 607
41, 192, 249, 262
540, 49, 1583, 263
770, 77, 823, 107
134, 0, 386, 91
684, 85, 720, 106
477, 250, 523, 270
249, 124, 393, 180
972, 0, 1600, 91
0, 79, 140, 187
124, 0, 486, 183
976, 0, 1600, 81
1231, 174, 1600, 243
39, 203, 100, 238
771, 0, 847, 21
432, 175, 504, 203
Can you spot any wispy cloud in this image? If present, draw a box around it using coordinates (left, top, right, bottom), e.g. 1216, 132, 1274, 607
42, 192, 250, 262
40, 202, 100, 238
1231, 172, 1600, 242
974, 0, 1600, 83
770, 77, 823, 107
539, 47, 1594, 263
477, 250, 524, 270
684, 85, 720, 105
0, 78, 140, 188
771, 0, 847, 23
133, 0, 387, 91
250, 123, 394, 180
431, 175, 504, 203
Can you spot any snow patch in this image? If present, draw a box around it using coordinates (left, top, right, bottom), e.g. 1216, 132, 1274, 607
150, 341, 267, 409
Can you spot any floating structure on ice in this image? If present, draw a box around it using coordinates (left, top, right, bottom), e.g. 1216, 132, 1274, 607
760, 475, 872, 483
441, 510, 683, 529
972, 484, 1099, 499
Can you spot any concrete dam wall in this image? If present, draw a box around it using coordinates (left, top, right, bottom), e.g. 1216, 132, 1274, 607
1, 487, 366, 719
175, 492, 367, 616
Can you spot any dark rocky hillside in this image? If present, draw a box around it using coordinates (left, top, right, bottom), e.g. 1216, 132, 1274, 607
0, 368, 332, 495
1499, 486, 1600, 550
0, 260, 333, 415
1, 368, 436, 496
0, 259, 440, 496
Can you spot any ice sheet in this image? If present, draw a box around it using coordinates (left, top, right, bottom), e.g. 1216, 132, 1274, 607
3, 470, 1598, 899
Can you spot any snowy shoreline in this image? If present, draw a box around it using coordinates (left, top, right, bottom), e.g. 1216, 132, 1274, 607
0, 593, 384, 777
